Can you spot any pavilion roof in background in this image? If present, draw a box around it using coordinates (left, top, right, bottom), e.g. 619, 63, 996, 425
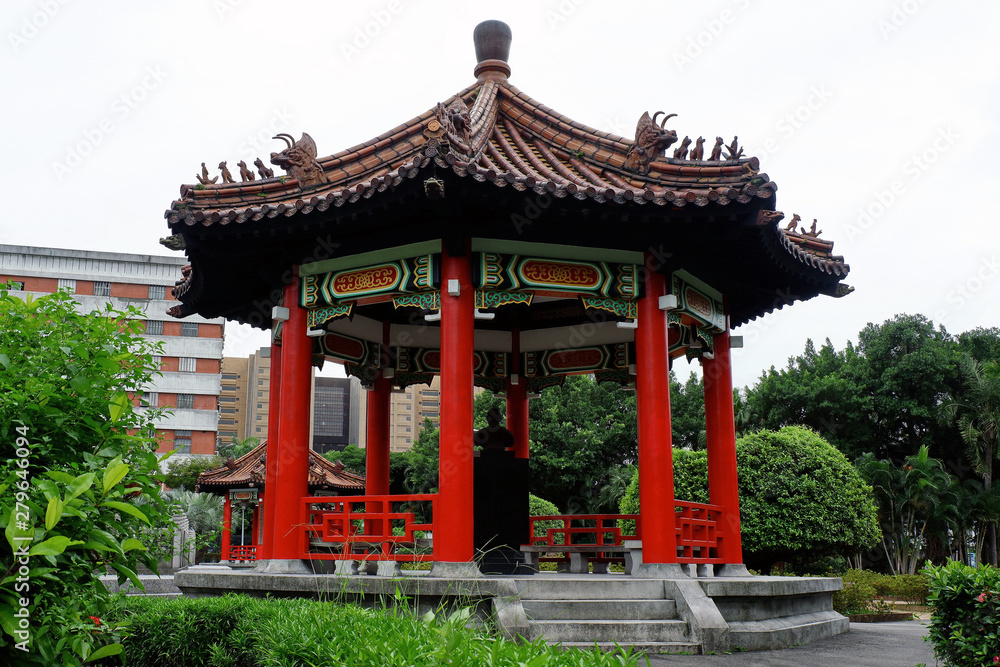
195, 441, 365, 493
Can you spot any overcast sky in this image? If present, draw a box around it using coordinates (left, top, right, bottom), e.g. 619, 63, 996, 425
2, 0, 997, 389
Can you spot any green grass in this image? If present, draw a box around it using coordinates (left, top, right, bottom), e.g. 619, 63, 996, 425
107, 595, 647, 666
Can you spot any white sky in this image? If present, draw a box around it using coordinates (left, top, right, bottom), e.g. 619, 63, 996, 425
2, 0, 998, 389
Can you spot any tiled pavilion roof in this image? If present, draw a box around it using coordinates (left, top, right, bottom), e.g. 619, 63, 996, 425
163, 20, 850, 328
195, 441, 365, 494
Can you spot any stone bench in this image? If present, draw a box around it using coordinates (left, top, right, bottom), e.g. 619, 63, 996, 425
520, 545, 627, 574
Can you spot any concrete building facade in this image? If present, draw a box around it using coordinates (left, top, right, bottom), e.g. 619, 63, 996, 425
0, 244, 225, 456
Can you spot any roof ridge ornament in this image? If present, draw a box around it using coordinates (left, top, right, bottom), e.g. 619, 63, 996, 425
270, 132, 328, 188
624, 111, 678, 174
473, 20, 512, 80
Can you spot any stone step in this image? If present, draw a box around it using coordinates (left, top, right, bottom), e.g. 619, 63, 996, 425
558, 641, 702, 655
514, 577, 666, 600
532, 619, 690, 643
522, 598, 677, 621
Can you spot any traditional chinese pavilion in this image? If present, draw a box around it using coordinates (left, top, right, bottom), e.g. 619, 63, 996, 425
195, 442, 365, 562
164, 18, 850, 594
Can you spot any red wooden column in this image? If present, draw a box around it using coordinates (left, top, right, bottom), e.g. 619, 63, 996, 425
436, 242, 476, 563
366, 321, 392, 538
258, 339, 282, 559
268, 272, 312, 560
703, 326, 743, 564
635, 263, 677, 564
507, 329, 530, 459
220, 493, 233, 561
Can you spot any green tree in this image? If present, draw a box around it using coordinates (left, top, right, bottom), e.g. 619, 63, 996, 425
0, 287, 172, 665
946, 356, 1000, 565
163, 456, 222, 491
526, 376, 637, 512
404, 418, 440, 494
670, 371, 705, 450
217, 436, 260, 460
856, 446, 959, 574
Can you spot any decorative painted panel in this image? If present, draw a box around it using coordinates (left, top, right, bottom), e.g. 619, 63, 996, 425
396, 347, 508, 379
523, 343, 632, 377
473, 253, 638, 300
580, 296, 637, 319
316, 331, 381, 368
672, 275, 725, 333
302, 255, 437, 307
307, 303, 354, 328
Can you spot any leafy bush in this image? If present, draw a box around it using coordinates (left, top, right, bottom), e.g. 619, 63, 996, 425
529, 494, 562, 544
0, 287, 172, 665
923, 560, 1000, 666
832, 576, 879, 615
619, 427, 879, 572
737, 427, 880, 571
108, 595, 645, 666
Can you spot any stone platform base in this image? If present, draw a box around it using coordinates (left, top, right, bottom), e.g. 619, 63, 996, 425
173, 564, 846, 652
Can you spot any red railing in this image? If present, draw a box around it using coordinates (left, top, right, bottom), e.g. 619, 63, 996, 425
525, 502, 725, 565
299, 494, 436, 562
528, 514, 640, 548
674, 501, 724, 564
228, 544, 258, 561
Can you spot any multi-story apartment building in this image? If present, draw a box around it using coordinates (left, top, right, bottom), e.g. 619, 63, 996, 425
388, 376, 443, 452
219, 356, 249, 445
0, 244, 224, 457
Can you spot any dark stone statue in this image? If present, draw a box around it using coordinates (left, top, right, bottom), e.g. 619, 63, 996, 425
475, 407, 514, 452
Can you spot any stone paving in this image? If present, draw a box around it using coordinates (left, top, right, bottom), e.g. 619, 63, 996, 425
644, 620, 936, 666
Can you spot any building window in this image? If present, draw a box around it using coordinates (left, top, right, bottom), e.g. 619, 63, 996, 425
181, 322, 199, 337
146, 320, 163, 335
179, 357, 196, 373
177, 394, 194, 409
257, 379, 264, 386
58, 278, 76, 293
141, 392, 158, 407
7, 280, 24, 290
93, 281, 111, 297
220, 396, 235, 403
148, 284, 166, 300
173, 430, 192, 454
221, 407, 235, 414
222, 373, 238, 380
257, 391, 263, 398
219, 418, 235, 425
151, 355, 162, 370
255, 427, 262, 433
257, 403, 263, 409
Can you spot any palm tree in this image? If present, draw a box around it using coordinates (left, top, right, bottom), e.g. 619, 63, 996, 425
946, 356, 1000, 565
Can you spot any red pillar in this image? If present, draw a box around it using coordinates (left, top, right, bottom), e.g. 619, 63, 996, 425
366, 321, 392, 538
436, 242, 475, 562
258, 339, 282, 559
221, 493, 233, 561
507, 329, 530, 459
703, 327, 743, 564
268, 272, 312, 560
635, 263, 677, 563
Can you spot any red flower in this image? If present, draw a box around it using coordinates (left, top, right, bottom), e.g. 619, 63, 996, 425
88, 616, 101, 627
992, 656, 999, 664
